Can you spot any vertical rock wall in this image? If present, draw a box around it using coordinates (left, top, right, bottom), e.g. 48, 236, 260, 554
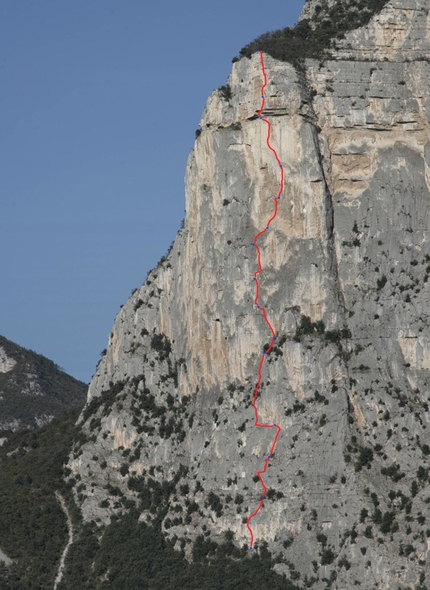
69, 1, 430, 587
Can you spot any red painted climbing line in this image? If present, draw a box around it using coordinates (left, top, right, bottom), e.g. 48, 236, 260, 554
246, 50, 284, 550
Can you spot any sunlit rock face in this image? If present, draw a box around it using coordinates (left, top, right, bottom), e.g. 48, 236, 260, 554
0, 348, 16, 374
70, 1, 430, 587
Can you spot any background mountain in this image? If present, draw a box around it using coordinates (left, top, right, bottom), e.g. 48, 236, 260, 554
1, 0, 430, 588
0, 335, 87, 432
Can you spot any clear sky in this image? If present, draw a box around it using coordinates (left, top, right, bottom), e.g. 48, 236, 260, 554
1, 0, 305, 384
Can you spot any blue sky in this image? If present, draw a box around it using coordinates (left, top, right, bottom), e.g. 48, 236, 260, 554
1, 0, 305, 383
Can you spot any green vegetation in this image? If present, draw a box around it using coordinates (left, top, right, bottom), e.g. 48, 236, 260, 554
320, 548, 336, 565
0, 404, 84, 589
236, 0, 390, 65
150, 332, 172, 362
0, 335, 87, 430
60, 515, 300, 590
354, 446, 374, 472
208, 491, 223, 517
64, 465, 295, 588
0, 403, 298, 589
293, 314, 351, 344
379, 511, 396, 534
218, 84, 232, 101
381, 463, 405, 482
376, 275, 388, 290
294, 314, 325, 340
81, 379, 126, 423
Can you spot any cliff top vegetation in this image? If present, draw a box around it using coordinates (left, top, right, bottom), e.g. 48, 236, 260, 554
236, 0, 390, 63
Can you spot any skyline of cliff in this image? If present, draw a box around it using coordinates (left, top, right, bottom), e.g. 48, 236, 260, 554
0, 0, 304, 384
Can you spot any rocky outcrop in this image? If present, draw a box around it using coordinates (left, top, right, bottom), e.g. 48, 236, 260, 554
0, 335, 87, 431
69, 1, 430, 587
0, 548, 12, 566
0, 348, 17, 374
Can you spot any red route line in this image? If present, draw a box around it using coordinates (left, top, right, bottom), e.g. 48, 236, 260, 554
246, 50, 284, 551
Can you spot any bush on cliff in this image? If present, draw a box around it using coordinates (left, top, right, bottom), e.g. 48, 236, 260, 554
236, 0, 390, 64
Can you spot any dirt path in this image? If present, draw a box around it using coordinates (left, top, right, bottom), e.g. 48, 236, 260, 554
53, 491, 74, 589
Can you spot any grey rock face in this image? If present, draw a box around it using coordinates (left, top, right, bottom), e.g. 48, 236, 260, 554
70, 1, 430, 587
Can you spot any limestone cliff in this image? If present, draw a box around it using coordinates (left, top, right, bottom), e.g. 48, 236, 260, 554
68, 1, 430, 587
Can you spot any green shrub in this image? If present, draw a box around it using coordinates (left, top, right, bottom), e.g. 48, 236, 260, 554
379, 511, 396, 534
320, 547, 335, 565
381, 463, 405, 482
360, 508, 368, 523
417, 466, 428, 481
219, 84, 232, 101
377, 275, 388, 290
355, 446, 374, 471
133, 299, 144, 311
294, 315, 325, 340
150, 333, 172, 359
421, 444, 430, 456
338, 556, 351, 570
208, 492, 223, 517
